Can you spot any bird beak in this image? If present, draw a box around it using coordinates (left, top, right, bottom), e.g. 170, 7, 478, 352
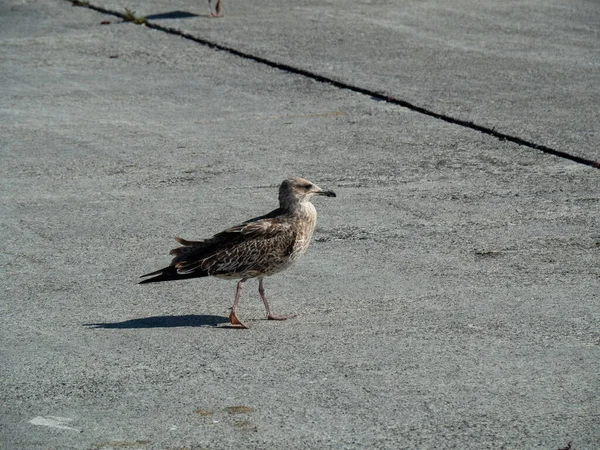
316, 188, 336, 197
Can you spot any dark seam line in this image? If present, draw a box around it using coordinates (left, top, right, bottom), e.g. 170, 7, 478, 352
75, 2, 600, 170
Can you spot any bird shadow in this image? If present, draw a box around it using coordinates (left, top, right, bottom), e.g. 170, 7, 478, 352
84, 314, 229, 329
144, 11, 200, 20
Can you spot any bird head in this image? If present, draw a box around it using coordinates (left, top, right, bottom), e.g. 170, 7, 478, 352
279, 177, 336, 209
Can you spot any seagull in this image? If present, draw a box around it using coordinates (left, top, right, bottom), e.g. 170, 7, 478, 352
208, 0, 223, 17
139, 177, 336, 328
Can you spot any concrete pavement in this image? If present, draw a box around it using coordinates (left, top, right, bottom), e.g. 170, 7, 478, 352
1, 1, 598, 448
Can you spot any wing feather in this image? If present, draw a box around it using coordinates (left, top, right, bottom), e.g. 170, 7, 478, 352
171, 216, 297, 277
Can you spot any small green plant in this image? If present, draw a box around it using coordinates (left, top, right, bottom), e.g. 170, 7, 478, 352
123, 7, 147, 25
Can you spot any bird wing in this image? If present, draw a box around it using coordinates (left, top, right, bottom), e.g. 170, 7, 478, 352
170, 216, 298, 276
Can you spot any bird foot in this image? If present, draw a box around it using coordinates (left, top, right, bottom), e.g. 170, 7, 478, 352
229, 311, 249, 329
210, 12, 223, 17
267, 313, 296, 321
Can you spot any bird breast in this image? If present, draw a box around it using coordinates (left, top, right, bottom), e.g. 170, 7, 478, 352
290, 202, 317, 260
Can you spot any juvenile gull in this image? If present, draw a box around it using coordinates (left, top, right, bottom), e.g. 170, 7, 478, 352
139, 177, 336, 328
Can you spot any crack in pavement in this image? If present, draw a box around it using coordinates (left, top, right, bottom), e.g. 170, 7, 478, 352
68, 1, 600, 170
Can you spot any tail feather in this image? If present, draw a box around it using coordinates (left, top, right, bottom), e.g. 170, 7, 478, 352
138, 265, 208, 284
174, 236, 204, 246
140, 236, 212, 284
140, 267, 168, 279
169, 236, 212, 258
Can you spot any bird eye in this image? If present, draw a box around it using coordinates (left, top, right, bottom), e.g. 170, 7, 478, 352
303, 183, 313, 190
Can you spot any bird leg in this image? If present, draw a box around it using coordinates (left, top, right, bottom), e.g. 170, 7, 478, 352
208, 0, 223, 17
229, 279, 248, 328
258, 277, 296, 321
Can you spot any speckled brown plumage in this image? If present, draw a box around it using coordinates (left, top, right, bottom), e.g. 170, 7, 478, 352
140, 177, 336, 328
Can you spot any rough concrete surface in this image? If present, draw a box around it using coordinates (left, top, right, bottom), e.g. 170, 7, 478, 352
1, 1, 599, 449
